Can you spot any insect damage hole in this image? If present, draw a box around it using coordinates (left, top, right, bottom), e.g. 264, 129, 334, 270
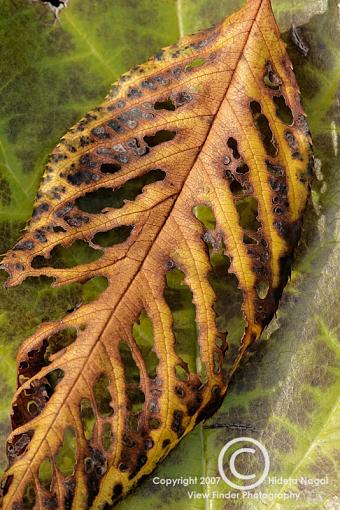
250, 101, 277, 157
256, 281, 269, 299
101, 423, 114, 452
80, 399, 96, 440
55, 427, 76, 477
243, 234, 257, 245
263, 62, 281, 90
175, 364, 189, 381
118, 341, 145, 418
0, 475, 13, 498
227, 137, 240, 159
31, 240, 103, 269
100, 163, 121, 174
164, 268, 200, 377
193, 204, 216, 230
22, 483, 36, 509
52, 225, 66, 233
236, 197, 261, 232
207, 245, 246, 374
13, 368, 64, 428
43, 328, 78, 364
38, 458, 53, 491
236, 162, 249, 175
185, 58, 205, 70
92, 225, 133, 248
93, 373, 114, 417
7, 431, 34, 466
46, 368, 65, 393
273, 95, 293, 125
144, 130, 176, 147
76, 169, 166, 214
224, 171, 247, 196
132, 311, 159, 379
154, 98, 176, 111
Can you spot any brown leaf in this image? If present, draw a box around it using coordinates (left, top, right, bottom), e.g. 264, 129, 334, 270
0, 0, 313, 508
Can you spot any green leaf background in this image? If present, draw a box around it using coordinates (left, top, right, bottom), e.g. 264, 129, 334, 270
0, 1, 339, 509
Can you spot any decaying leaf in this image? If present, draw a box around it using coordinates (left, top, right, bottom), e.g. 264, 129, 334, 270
0, 0, 313, 507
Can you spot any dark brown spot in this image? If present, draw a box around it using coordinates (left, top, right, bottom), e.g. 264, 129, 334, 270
171, 410, 185, 437
285, 130, 301, 159
14, 240, 34, 251
162, 439, 171, 448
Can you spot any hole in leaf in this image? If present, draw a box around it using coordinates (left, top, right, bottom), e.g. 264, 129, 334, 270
102, 422, 114, 452
263, 62, 281, 90
23, 483, 36, 510
207, 245, 246, 373
0, 475, 13, 498
198, 361, 208, 384
236, 163, 249, 174
213, 351, 220, 374
273, 95, 293, 125
44, 328, 77, 363
164, 269, 199, 374
7, 431, 34, 466
132, 311, 159, 379
193, 204, 216, 229
229, 177, 244, 196
55, 428, 76, 477
154, 98, 176, 111
93, 373, 114, 417
80, 399, 96, 440
236, 197, 261, 231
243, 234, 257, 245
38, 458, 53, 491
92, 225, 133, 248
52, 226, 66, 233
15, 371, 64, 426
144, 130, 176, 147
118, 341, 145, 415
100, 163, 121, 174
82, 276, 108, 303
31, 240, 103, 269
256, 281, 269, 299
175, 364, 189, 381
47, 368, 65, 392
250, 101, 277, 157
227, 137, 240, 159
76, 169, 166, 214
185, 58, 205, 70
